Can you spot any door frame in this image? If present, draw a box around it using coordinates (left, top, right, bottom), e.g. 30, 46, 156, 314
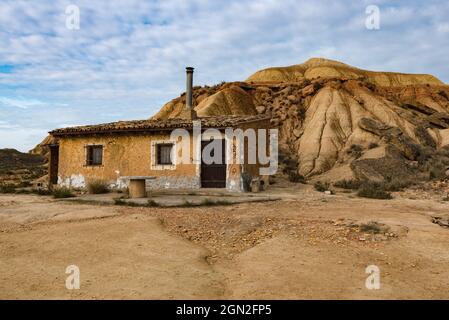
200, 137, 227, 188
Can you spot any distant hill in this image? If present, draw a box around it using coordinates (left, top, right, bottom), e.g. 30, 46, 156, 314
246, 57, 443, 86
0, 148, 46, 186
0, 149, 44, 171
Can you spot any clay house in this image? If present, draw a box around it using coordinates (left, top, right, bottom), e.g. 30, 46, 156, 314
48, 68, 273, 195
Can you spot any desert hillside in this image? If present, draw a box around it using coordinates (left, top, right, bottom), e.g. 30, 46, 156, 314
0, 149, 46, 186
153, 58, 449, 183
246, 58, 443, 86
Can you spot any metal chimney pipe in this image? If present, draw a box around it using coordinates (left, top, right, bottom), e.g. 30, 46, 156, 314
186, 67, 194, 109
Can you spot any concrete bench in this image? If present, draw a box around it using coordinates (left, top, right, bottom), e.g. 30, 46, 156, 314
121, 176, 156, 198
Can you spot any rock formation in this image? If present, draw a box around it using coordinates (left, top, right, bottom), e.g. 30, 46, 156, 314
153, 58, 449, 182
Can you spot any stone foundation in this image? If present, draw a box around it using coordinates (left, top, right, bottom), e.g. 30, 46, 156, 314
58, 174, 245, 192
58, 174, 128, 190
146, 176, 201, 190
58, 174, 86, 189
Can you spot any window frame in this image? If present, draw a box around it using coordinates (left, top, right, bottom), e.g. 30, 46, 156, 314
85, 145, 103, 166
156, 143, 174, 165
151, 140, 176, 170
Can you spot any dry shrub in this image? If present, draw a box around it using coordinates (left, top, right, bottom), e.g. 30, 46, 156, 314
314, 181, 330, 192
0, 183, 17, 193
53, 187, 75, 199
333, 179, 363, 190
147, 200, 160, 207
347, 144, 363, 159
359, 221, 386, 234
357, 182, 392, 200
87, 179, 109, 194
288, 172, 305, 183
382, 178, 414, 191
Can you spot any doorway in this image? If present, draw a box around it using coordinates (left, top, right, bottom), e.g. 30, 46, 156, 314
200, 139, 226, 188
49, 145, 59, 185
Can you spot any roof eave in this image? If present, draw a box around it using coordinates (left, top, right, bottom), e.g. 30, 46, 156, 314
49, 115, 272, 137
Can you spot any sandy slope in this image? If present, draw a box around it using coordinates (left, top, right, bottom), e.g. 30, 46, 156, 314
0, 195, 225, 299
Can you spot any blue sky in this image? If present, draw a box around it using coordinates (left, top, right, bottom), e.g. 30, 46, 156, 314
1, 0, 449, 151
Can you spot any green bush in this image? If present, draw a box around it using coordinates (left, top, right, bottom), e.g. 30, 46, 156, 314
314, 181, 330, 192
53, 187, 76, 199
87, 179, 110, 194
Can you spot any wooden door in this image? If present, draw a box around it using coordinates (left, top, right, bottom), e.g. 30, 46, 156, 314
201, 139, 226, 188
49, 145, 59, 185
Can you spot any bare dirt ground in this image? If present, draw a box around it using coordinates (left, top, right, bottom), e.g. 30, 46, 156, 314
1, 184, 449, 299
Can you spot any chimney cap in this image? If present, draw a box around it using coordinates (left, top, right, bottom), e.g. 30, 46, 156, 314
186, 67, 194, 72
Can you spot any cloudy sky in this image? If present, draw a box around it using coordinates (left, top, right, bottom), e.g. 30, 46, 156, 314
1, 0, 448, 151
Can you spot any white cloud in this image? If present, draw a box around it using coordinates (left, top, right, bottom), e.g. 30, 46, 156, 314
0, 0, 448, 151
437, 23, 449, 33
0, 96, 45, 109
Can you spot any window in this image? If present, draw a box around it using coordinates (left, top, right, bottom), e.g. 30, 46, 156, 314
86, 145, 103, 166
156, 143, 173, 165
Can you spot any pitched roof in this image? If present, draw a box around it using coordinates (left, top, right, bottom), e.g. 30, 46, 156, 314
49, 114, 270, 136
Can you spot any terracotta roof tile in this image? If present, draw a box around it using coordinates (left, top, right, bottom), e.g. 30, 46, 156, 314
49, 115, 270, 136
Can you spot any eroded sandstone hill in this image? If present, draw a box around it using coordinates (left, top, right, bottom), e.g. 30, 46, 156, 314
153, 58, 449, 182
